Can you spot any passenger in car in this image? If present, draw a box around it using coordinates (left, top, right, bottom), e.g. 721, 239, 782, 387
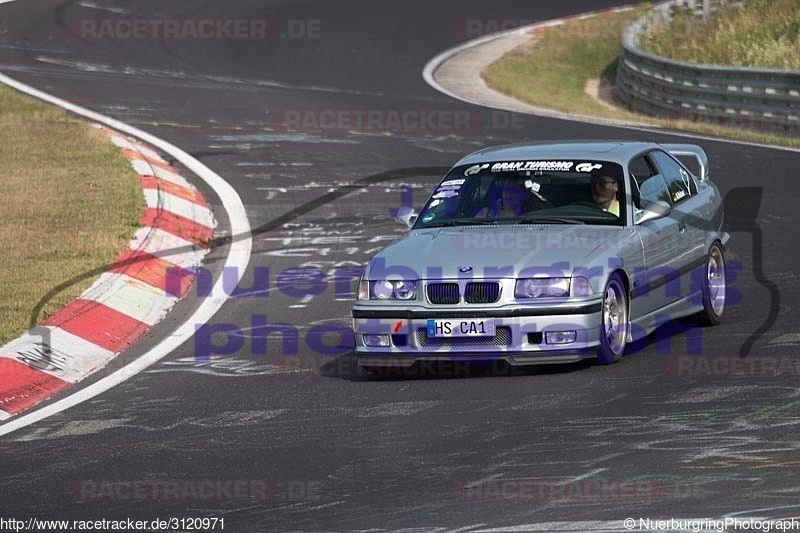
475, 178, 544, 217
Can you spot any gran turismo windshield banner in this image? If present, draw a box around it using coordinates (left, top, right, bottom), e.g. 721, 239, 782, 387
417, 160, 626, 227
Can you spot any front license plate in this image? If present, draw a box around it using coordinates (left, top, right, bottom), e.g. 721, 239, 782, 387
426, 318, 496, 338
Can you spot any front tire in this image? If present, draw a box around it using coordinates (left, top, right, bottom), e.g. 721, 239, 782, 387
697, 242, 726, 326
597, 273, 629, 364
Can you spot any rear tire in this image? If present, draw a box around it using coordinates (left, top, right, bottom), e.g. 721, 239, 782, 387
696, 242, 726, 326
597, 273, 629, 364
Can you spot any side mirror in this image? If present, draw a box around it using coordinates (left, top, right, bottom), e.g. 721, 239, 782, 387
635, 200, 671, 225
394, 206, 418, 228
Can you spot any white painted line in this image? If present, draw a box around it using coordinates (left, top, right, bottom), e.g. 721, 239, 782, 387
421, 19, 543, 105
1, 329, 115, 383
79, 273, 178, 326
0, 72, 251, 436
130, 227, 207, 268
0, 0, 17, 5
142, 189, 215, 228
0, 410, 11, 421
421, 7, 800, 153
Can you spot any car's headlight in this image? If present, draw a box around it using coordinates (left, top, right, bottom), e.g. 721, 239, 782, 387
359, 280, 418, 300
515, 278, 570, 298
570, 276, 594, 297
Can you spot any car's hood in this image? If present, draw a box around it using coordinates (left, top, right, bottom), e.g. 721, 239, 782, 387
366, 225, 625, 280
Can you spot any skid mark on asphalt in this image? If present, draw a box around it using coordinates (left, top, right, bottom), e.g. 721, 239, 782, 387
77, 1, 129, 14
352, 401, 442, 418
11, 418, 132, 441
147, 356, 294, 377
237, 161, 315, 167
175, 410, 288, 428
210, 133, 360, 145
29, 57, 388, 98
769, 332, 800, 345
10, 409, 290, 441
662, 385, 764, 404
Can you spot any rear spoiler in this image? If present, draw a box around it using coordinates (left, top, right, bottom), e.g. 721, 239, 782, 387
661, 144, 709, 181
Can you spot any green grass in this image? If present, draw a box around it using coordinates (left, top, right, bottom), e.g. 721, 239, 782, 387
482, 5, 652, 122
481, 2, 800, 149
641, 0, 800, 69
0, 85, 143, 345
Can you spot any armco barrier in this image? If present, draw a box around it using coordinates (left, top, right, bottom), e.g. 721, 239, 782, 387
616, 0, 800, 136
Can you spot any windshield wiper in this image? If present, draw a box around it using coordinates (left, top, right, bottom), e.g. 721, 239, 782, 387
516, 216, 585, 225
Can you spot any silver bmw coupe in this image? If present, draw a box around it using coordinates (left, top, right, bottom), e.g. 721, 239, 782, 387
352, 141, 728, 367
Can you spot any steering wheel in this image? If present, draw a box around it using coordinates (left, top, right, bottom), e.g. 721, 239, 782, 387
571, 200, 605, 210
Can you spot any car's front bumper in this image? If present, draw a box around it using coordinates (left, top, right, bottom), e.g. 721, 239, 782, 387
352, 297, 604, 366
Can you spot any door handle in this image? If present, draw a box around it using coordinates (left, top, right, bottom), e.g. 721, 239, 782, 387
678, 223, 686, 232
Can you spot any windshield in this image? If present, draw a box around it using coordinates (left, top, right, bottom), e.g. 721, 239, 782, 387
415, 160, 626, 228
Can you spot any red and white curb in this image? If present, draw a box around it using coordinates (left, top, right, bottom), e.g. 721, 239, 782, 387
0, 72, 249, 437
0, 126, 215, 420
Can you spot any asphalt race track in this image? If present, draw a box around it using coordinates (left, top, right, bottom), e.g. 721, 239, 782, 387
1, 0, 799, 530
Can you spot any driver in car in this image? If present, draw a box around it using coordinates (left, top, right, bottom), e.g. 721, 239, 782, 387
590, 174, 620, 217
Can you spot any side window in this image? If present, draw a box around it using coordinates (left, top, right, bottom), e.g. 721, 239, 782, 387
629, 155, 655, 181
628, 155, 655, 208
630, 155, 670, 206
650, 150, 693, 204
638, 174, 672, 205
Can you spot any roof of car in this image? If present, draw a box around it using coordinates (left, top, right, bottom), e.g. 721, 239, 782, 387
454, 140, 658, 166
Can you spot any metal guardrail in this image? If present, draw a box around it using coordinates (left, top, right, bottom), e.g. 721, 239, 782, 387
615, 0, 800, 136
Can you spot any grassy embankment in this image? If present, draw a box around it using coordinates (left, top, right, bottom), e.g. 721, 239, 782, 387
641, 0, 800, 69
482, 2, 800, 148
0, 85, 143, 345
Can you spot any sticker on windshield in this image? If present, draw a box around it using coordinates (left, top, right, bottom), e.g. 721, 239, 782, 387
432, 190, 459, 199
490, 161, 574, 172
524, 179, 541, 192
464, 164, 489, 176
679, 168, 692, 189
576, 162, 603, 172
434, 178, 464, 198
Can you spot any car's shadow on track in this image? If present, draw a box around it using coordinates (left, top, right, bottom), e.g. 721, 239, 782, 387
623, 313, 718, 360
320, 352, 594, 381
